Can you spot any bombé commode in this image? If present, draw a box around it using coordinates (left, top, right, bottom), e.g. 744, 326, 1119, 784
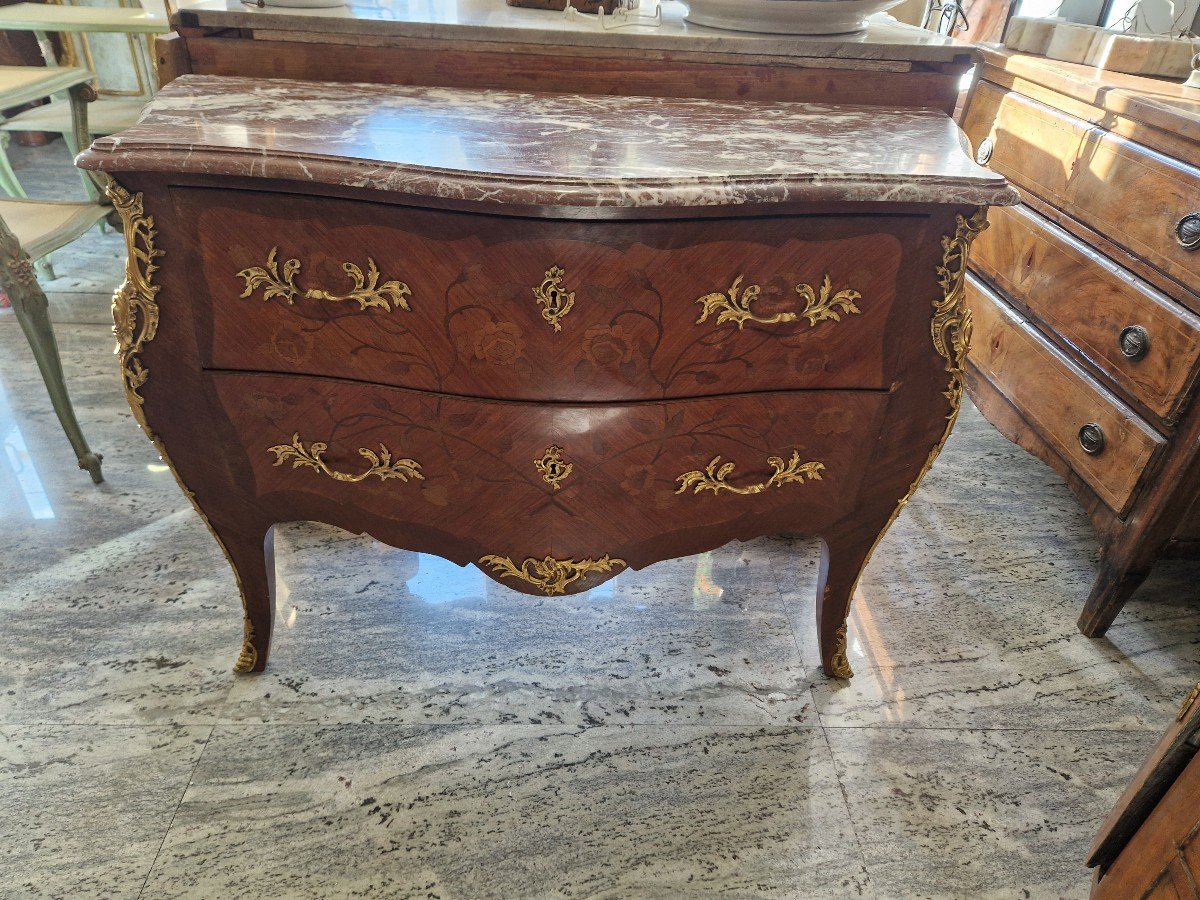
77, 75, 1015, 679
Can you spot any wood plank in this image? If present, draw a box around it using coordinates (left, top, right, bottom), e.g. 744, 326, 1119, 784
182, 35, 963, 110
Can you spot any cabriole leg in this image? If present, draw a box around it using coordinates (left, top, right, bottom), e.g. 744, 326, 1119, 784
816, 521, 893, 680
208, 519, 277, 673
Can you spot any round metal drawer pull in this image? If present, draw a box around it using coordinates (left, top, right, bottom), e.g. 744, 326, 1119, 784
975, 137, 994, 166
1079, 423, 1106, 456
1118, 325, 1150, 361
1177, 213, 1200, 251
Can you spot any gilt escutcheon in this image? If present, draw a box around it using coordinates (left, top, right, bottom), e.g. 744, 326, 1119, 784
533, 265, 575, 331
535, 445, 574, 491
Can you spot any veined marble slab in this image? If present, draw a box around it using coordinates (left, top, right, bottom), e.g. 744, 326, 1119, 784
79, 75, 1016, 210
170, 0, 972, 63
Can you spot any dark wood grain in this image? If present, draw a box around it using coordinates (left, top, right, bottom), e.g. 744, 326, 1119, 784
84, 70, 999, 678
176, 187, 922, 402
165, 33, 967, 113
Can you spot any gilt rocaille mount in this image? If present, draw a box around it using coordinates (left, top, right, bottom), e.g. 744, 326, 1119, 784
79, 75, 1013, 679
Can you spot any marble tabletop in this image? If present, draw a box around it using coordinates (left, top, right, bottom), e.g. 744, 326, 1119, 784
78, 74, 1015, 210
171, 0, 974, 64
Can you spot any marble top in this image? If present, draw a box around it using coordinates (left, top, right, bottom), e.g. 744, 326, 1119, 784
77, 75, 1015, 210
171, 0, 974, 64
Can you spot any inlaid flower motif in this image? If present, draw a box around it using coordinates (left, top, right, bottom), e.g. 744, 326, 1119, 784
473, 321, 525, 366
268, 325, 314, 365
583, 323, 634, 368
621, 463, 658, 496
813, 407, 854, 436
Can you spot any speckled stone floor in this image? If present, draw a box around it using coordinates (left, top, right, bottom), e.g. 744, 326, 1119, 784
2, 142, 1199, 900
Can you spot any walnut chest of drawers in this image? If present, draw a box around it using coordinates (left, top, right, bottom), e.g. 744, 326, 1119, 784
78, 75, 1012, 678
960, 47, 1200, 635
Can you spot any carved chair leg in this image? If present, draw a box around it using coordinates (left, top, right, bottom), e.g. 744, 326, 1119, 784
5, 240, 103, 483
816, 522, 892, 679
0, 131, 27, 198
1078, 552, 1149, 638
208, 519, 277, 674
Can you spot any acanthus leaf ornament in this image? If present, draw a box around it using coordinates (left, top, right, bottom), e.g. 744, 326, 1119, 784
268, 434, 424, 484
829, 623, 853, 679
676, 451, 825, 497
695, 274, 861, 331
933, 210, 986, 410
107, 179, 163, 406
479, 554, 626, 595
533, 265, 575, 331
238, 247, 412, 312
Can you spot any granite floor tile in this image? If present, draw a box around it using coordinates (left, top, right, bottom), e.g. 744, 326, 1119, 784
219, 528, 816, 727
141, 723, 871, 900
825, 726, 1155, 900
768, 404, 1200, 731
0, 724, 210, 899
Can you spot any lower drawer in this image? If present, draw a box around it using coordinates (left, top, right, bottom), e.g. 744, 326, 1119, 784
209, 373, 891, 588
967, 274, 1165, 517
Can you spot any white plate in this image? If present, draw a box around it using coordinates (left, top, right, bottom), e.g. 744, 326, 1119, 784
683, 0, 905, 35
254, 0, 347, 8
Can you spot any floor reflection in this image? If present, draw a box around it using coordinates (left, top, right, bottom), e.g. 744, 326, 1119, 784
0, 377, 54, 521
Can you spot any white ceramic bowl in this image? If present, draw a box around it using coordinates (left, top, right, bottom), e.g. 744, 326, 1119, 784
683, 0, 905, 35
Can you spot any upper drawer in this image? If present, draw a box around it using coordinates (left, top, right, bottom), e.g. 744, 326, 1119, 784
971, 203, 1200, 422
173, 188, 925, 402
963, 82, 1200, 295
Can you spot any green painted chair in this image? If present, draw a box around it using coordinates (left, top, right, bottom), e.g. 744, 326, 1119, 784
5, 82, 110, 483
0, 65, 95, 199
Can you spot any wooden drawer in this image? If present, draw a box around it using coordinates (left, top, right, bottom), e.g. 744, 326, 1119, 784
963, 82, 1200, 295
971, 203, 1200, 422
209, 372, 890, 588
176, 187, 927, 402
967, 274, 1165, 516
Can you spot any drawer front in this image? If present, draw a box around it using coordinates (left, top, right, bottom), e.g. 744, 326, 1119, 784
972, 203, 1200, 421
210, 373, 890, 584
967, 274, 1165, 516
177, 188, 921, 402
963, 82, 1200, 295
